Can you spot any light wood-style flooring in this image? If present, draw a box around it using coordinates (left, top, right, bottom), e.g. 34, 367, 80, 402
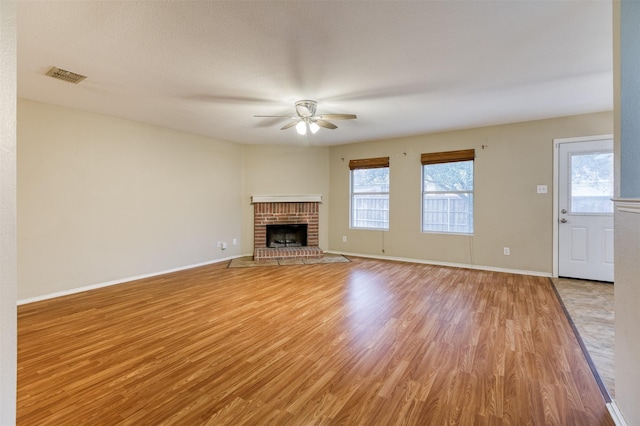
552, 278, 615, 399
18, 257, 613, 425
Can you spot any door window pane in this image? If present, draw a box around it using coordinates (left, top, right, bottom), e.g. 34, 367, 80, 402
570, 152, 613, 213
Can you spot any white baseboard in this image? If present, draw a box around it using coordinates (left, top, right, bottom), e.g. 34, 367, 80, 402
607, 401, 628, 426
17, 255, 246, 305
325, 250, 552, 278
18, 251, 551, 305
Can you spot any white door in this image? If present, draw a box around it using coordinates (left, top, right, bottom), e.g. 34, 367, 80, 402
558, 138, 614, 282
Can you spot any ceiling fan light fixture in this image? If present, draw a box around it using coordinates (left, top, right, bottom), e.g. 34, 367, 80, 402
255, 100, 356, 135
296, 121, 307, 135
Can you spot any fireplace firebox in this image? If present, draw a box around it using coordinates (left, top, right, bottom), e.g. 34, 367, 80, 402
266, 224, 307, 248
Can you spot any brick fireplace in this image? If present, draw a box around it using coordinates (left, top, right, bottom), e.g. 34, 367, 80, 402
252, 195, 323, 261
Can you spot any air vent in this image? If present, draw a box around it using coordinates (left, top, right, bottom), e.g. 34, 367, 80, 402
45, 67, 87, 84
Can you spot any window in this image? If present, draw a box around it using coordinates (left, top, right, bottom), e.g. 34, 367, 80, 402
570, 151, 613, 214
422, 149, 474, 234
350, 157, 390, 230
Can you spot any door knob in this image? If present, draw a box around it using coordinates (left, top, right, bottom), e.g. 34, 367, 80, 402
560, 218, 568, 223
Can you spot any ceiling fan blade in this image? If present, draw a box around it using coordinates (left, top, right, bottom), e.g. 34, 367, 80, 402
254, 115, 297, 118
316, 114, 357, 120
280, 121, 300, 130
315, 120, 338, 130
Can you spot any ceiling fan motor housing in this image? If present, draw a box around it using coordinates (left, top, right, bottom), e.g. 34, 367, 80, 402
295, 100, 317, 117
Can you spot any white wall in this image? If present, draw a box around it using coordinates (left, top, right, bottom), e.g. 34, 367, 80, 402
613, 205, 640, 423
18, 100, 244, 301
328, 112, 613, 274
0, 0, 17, 423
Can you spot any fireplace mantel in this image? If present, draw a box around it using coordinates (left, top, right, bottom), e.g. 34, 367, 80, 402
251, 194, 322, 204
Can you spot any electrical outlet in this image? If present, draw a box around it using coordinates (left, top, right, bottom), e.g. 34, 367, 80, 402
537, 185, 548, 194
232, 238, 237, 245
342, 235, 347, 243
504, 247, 510, 256
222, 242, 227, 250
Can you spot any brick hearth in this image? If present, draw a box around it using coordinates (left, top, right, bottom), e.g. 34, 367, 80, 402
254, 246, 323, 260
253, 201, 321, 261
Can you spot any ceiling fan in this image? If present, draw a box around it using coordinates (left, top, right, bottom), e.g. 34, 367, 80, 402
254, 100, 357, 135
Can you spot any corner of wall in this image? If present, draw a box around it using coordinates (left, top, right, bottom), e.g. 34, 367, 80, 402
0, 0, 17, 423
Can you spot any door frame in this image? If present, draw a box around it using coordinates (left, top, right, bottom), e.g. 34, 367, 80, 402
552, 134, 613, 278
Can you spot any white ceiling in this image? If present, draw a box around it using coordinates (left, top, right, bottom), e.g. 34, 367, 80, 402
17, 1, 612, 146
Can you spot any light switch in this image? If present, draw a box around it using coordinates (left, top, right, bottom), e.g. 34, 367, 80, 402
537, 185, 548, 194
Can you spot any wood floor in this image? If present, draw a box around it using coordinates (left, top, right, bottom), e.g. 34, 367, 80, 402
18, 257, 613, 425
552, 278, 615, 399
